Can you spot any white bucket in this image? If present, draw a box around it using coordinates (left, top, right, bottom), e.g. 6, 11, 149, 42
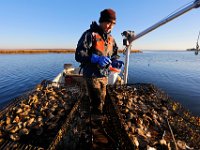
108, 71, 119, 85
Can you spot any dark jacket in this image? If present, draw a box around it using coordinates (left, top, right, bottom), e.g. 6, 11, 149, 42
75, 21, 118, 77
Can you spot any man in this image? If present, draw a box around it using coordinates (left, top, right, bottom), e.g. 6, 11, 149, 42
75, 8, 123, 115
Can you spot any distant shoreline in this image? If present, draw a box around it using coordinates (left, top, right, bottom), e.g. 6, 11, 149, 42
186, 48, 197, 51
0, 49, 142, 54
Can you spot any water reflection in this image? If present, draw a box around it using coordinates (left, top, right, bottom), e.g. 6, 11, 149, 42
0, 51, 200, 116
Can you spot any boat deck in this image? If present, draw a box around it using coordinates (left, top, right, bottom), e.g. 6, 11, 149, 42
0, 74, 200, 149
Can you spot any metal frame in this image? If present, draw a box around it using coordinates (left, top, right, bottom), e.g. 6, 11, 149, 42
122, 0, 200, 84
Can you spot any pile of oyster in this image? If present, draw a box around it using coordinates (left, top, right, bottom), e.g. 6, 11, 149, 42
108, 84, 200, 150
0, 83, 80, 143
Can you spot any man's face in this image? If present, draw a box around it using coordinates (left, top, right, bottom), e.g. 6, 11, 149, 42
100, 20, 116, 33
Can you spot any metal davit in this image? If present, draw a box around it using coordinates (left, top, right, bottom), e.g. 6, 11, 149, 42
122, 0, 200, 84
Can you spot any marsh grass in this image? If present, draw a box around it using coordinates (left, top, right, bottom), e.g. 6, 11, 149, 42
0, 49, 141, 54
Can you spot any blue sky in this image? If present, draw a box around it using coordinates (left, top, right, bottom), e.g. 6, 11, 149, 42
0, 0, 199, 50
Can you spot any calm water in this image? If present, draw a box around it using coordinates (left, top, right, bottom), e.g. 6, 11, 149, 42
0, 51, 200, 116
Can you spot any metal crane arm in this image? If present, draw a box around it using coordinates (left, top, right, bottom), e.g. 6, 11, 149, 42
122, 0, 200, 84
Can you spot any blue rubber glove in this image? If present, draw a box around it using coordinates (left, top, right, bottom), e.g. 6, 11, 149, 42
91, 54, 111, 67
91, 54, 100, 63
111, 60, 124, 69
98, 56, 111, 67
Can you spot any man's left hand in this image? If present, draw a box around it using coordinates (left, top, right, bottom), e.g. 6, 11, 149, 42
111, 60, 124, 69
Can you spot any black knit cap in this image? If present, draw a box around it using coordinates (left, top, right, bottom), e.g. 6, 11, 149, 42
99, 8, 116, 23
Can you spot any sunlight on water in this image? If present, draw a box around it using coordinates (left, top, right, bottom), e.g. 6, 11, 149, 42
0, 51, 200, 116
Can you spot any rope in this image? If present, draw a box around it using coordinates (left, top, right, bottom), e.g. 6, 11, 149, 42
196, 31, 200, 48
166, 118, 178, 150
195, 31, 200, 55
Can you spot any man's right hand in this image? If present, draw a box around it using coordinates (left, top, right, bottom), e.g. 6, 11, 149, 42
91, 54, 111, 67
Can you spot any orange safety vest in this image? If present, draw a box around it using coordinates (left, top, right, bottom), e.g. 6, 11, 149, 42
92, 32, 114, 56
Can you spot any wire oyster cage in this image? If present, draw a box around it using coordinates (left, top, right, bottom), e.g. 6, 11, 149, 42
0, 80, 84, 150
106, 85, 135, 150
106, 83, 200, 150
